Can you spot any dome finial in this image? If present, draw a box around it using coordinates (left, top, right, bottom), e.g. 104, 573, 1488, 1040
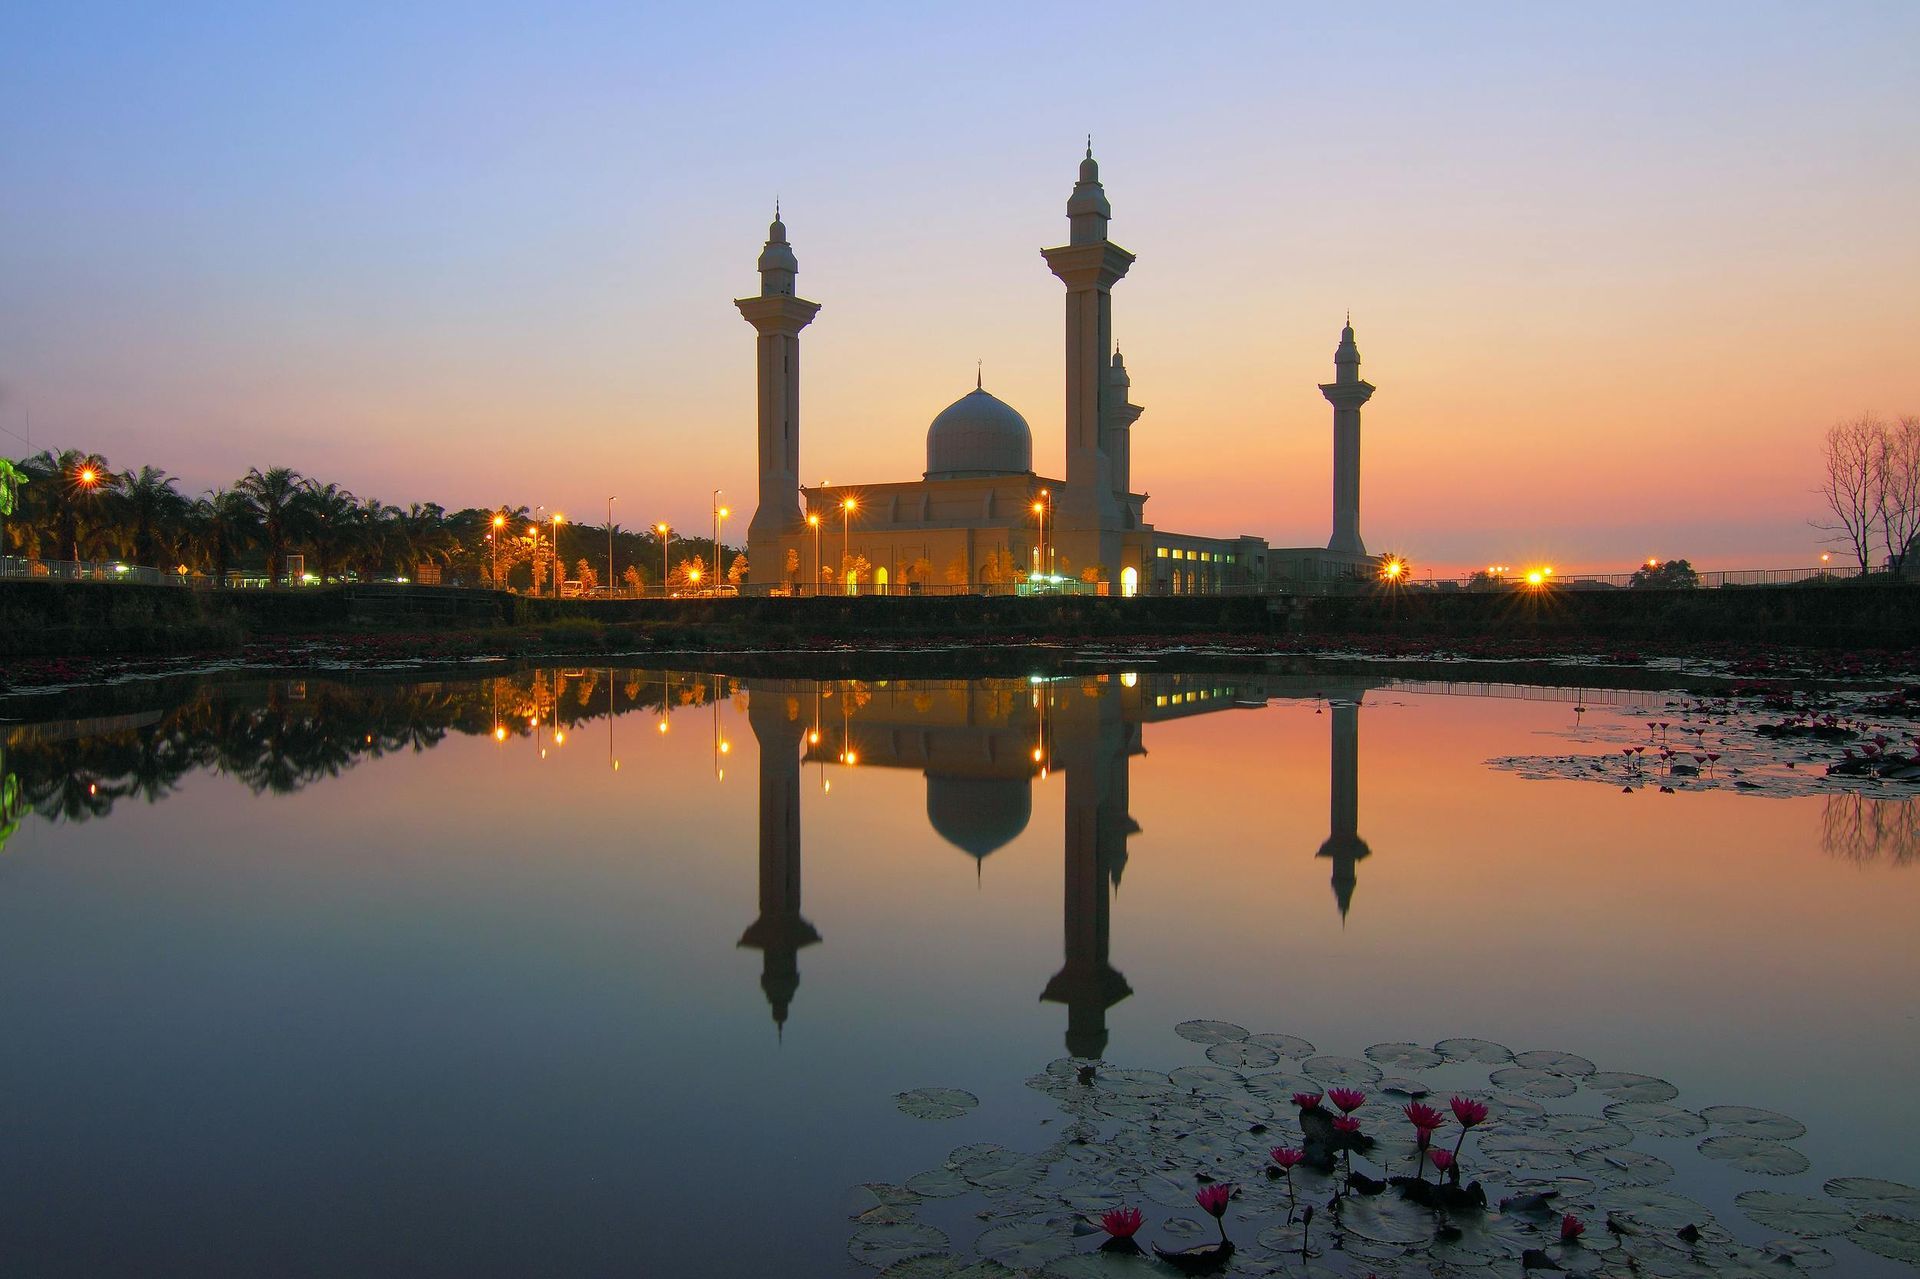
976, 358, 982, 391
1085, 133, 1092, 159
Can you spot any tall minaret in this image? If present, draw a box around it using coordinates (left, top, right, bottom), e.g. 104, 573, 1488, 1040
736, 209, 821, 589
1043, 143, 1133, 581
1319, 318, 1375, 558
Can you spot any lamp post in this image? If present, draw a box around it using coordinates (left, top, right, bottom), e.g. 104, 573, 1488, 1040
551, 514, 564, 599
491, 513, 506, 589
606, 497, 618, 598
657, 523, 670, 596
841, 496, 856, 595
1032, 495, 1046, 580
807, 512, 821, 597
74, 465, 100, 564
712, 490, 729, 592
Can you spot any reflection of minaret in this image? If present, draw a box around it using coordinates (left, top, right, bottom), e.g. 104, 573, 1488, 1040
738, 689, 820, 1035
1041, 687, 1136, 1058
1315, 698, 1371, 921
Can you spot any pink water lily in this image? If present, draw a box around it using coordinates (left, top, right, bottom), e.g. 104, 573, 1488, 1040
1269, 1147, 1304, 1169
1194, 1183, 1232, 1218
1448, 1096, 1489, 1127
1560, 1213, 1586, 1243
1427, 1148, 1455, 1172
1326, 1087, 1367, 1113
1332, 1115, 1361, 1133
1403, 1102, 1445, 1133
1291, 1091, 1323, 1111
1100, 1207, 1144, 1239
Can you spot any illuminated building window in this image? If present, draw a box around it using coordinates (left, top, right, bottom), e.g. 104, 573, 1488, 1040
1156, 547, 1168, 558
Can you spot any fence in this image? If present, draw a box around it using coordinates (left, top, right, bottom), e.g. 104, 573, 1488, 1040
0, 556, 182, 586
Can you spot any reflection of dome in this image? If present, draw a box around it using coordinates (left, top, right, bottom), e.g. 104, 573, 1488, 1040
926, 775, 1032, 858
925, 387, 1033, 478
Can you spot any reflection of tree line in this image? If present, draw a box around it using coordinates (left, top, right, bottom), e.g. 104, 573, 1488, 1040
1822, 793, 1919, 866
0, 669, 737, 829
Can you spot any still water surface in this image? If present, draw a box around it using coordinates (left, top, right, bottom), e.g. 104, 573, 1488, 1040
0, 667, 1915, 1276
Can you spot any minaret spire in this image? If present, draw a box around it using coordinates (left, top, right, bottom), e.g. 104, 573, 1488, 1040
1319, 317, 1375, 558
738, 211, 822, 587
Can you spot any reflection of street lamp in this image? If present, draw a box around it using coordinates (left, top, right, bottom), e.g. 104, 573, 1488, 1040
807, 512, 821, 596
657, 523, 670, 596
841, 496, 857, 594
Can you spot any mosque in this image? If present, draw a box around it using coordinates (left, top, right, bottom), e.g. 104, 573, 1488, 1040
737, 146, 1380, 596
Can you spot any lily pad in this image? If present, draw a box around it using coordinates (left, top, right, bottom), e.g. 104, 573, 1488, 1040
850, 1223, 950, 1269
1603, 1101, 1706, 1139
905, 1167, 972, 1198
1435, 1036, 1514, 1064
1174, 1019, 1249, 1045
1241, 1071, 1317, 1104
1363, 1041, 1445, 1070
1091, 1068, 1174, 1100
1489, 1065, 1578, 1098
1584, 1071, 1678, 1103
1598, 1186, 1716, 1231
849, 1183, 925, 1221
1377, 1075, 1432, 1099
1572, 1145, 1675, 1187
879, 1258, 1018, 1279
1753, 1238, 1836, 1270
974, 1220, 1078, 1268
1541, 1113, 1632, 1152
1168, 1064, 1245, 1096
897, 1087, 981, 1120
1734, 1190, 1855, 1239
1204, 1040, 1280, 1070
1851, 1213, 1920, 1264
1510, 1049, 1597, 1078
1700, 1104, 1806, 1142
1698, 1135, 1809, 1176
1300, 1054, 1383, 1088
1244, 1033, 1315, 1060
1824, 1176, 1920, 1219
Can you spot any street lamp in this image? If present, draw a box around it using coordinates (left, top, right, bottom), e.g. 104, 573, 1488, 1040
74, 465, 101, 563
1032, 495, 1046, 579
550, 514, 565, 599
841, 496, 857, 595
712, 490, 729, 593
657, 523, 670, 596
491, 513, 506, 589
606, 497, 618, 598
807, 512, 822, 597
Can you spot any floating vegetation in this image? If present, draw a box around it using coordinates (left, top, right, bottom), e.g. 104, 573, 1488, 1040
897, 1088, 983, 1121
851, 1023, 1919, 1275
1486, 688, 1920, 800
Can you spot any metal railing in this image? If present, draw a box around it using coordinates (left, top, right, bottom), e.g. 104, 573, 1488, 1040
1, 556, 183, 585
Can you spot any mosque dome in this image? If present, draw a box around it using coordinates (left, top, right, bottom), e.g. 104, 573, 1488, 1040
925, 386, 1033, 479
926, 775, 1032, 860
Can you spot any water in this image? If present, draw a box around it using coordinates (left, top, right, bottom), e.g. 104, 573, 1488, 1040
1, 667, 1915, 1276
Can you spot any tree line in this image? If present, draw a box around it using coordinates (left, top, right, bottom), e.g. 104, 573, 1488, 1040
1819, 413, 1920, 577
0, 449, 746, 591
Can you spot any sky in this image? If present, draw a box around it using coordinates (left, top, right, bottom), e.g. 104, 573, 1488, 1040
2, 1, 1916, 573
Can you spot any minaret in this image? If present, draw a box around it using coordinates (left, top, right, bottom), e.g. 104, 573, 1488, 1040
736, 209, 821, 589
738, 685, 821, 1035
1105, 349, 1144, 526
1319, 318, 1375, 558
1043, 143, 1133, 583
1314, 696, 1371, 921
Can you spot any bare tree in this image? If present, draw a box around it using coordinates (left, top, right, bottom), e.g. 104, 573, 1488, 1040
1878, 414, 1920, 578
1816, 414, 1884, 575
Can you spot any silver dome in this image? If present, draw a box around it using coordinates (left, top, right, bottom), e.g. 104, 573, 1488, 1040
925, 388, 1033, 479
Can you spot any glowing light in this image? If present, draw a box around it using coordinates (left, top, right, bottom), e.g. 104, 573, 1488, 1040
554, 731, 565, 744
493, 514, 506, 529
1120, 672, 1138, 688
719, 741, 730, 754
807, 514, 819, 527
1647, 557, 1659, 569
688, 567, 702, 583
78, 468, 97, 485
842, 497, 856, 511
1525, 569, 1546, 586
807, 730, 820, 745
656, 523, 669, 535
494, 726, 508, 742
718, 506, 729, 519
1032, 747, 1044, 762
1033, 502, 1045, 514
657, 721, 669, 734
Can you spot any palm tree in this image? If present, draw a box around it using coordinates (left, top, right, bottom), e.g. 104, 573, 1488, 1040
115, 465, 189, 567
0, 457, 26, 562
299, 480, 359, 583
237, 466, 303, 585
194, 488, 257, 585
351, 495, 400, 579
22, 449, 116, 562
392, 502, 456, 579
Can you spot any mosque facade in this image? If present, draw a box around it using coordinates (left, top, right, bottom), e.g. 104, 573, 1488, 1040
737, 148, 1379, 596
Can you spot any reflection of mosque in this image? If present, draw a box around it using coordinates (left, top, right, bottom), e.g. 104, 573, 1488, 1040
741, 673, 1377, 1055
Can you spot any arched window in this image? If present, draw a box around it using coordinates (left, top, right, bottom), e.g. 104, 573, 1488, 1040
1120, 566, 1138, 598
874, 566, 889, 595
845, 569, 858, 596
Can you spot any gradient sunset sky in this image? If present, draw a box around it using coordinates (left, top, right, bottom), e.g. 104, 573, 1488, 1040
3, 1, 1915, 572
